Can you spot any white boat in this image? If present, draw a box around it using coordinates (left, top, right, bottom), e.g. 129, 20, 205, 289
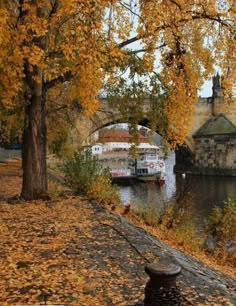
128, 148, 166, 184
110, 168, 132, 177
110, 168, 137, 182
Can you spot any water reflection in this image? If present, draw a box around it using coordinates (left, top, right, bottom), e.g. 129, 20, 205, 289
118, 152, 236, 229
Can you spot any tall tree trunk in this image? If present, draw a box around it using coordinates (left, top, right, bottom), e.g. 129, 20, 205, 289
21, 68, 48, 200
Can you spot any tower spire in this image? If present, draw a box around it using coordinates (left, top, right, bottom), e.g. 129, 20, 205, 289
212, 72, 222, 98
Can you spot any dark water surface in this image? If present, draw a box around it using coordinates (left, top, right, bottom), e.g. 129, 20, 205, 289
118, 153, 236, 230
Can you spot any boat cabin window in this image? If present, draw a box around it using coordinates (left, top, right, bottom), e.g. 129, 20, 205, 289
146, 154, 157, 160
137, 168, 148, 174
138, 153, 157, 161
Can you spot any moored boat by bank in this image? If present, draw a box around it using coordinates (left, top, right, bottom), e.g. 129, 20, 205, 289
128, 148, 166, 185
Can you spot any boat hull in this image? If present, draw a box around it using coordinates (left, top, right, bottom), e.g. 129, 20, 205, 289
137, 173, 164, 183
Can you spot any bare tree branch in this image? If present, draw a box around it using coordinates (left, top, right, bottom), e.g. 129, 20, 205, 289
120, 1, 143, 22
118, 35, 141, 48
128, 43, 166, 54
49, 0, 59, 18
44, 71, 73, 90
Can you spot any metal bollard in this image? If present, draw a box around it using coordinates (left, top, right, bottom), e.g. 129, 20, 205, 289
144, 262, 182, 306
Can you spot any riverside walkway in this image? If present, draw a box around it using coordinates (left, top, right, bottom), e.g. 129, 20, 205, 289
0, 160, 235, 305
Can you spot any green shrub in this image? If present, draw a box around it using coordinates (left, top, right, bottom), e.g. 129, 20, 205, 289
132, 201, 201, 251
62, 150, 105, 192
88, 175, 120, 205
205, 198, 236, 264
133, 198, 194, 230
205, 198, 236, 244
133, 203, 160, 226
174, 222, 202, 251
62, 150, 120, 205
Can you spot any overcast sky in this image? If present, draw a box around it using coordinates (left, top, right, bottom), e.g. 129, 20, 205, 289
199, 79, 213, 97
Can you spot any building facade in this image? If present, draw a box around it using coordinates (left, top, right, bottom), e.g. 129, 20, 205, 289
193, 114, 236, 176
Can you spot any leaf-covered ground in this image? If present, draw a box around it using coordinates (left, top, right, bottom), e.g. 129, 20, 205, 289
0, 160, 235, 305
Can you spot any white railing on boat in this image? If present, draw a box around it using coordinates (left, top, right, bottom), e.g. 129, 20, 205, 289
110, 169, 131, 177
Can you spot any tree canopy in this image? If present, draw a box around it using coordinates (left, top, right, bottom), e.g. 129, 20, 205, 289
0, 0, 236, 199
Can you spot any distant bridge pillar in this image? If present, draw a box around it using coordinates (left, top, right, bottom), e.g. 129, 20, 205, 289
174, 137, 195, 173
174, 147, 194, 173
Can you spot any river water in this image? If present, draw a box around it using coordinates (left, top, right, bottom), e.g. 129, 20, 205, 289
117, 152, 236, 230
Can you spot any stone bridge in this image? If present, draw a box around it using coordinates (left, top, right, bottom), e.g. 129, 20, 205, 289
74, 77, 236, 175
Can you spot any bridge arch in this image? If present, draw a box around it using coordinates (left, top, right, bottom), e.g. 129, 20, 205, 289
71, 92, 236, 174
76, 109, 193, 146
73, 111, 195, 173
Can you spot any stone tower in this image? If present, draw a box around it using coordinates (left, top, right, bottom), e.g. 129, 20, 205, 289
212, 72, 223, 115
212, 72, 223, 98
